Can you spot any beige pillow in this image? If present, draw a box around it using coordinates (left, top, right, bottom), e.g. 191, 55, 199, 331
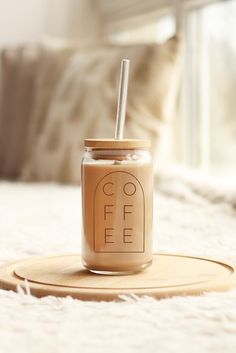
22, 36, 181, 184
24, 44, 77, 157
0, 46, 39, 178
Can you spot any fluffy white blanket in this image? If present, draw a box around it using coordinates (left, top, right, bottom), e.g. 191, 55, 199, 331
0, 168, 236, 353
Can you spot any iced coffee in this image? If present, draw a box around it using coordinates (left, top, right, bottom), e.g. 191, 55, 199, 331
81, 139, 153, 274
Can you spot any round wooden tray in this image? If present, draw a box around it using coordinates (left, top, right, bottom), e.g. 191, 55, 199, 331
0, 253, 235, 301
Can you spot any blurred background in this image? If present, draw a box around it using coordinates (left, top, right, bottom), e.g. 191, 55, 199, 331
0, 0, 235, 184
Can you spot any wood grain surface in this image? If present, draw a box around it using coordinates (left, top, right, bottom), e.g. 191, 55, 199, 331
0, 253, 235, 301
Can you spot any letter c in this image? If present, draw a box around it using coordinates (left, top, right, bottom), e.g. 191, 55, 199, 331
103, 182, 114, 196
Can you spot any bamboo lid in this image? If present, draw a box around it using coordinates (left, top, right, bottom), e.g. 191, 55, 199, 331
84, 139, 150, 149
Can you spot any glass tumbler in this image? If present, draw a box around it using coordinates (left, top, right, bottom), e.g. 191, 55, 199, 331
81, 139, 153, 275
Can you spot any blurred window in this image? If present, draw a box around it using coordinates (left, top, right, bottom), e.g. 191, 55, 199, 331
109, 14, 175, 44
184, 0, 236, 177
110, 1, 236, 177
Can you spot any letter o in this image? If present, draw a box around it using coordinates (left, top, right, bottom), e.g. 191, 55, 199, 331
123, 182, 136, 196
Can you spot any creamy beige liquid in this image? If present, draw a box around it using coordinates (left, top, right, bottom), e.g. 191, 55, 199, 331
82, 161, 153, 273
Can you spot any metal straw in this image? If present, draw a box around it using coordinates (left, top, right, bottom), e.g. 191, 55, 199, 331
115, 59, 130, 140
